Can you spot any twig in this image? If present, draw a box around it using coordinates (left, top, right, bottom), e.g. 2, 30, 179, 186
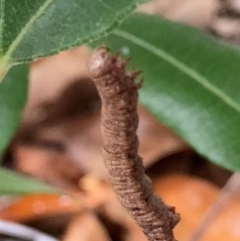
188, 172, 240, 241
88, 47, 180, 241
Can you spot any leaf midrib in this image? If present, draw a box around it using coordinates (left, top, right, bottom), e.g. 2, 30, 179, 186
113, 29, 240, 114
3, 0, 54, 64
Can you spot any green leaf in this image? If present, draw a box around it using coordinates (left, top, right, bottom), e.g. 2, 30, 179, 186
0, 0, 147, 77
0, 64, 28, 155
0, 168, 60, 194
94, 13, 240, 171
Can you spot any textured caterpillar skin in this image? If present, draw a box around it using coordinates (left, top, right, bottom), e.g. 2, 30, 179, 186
89, 47, 180, 241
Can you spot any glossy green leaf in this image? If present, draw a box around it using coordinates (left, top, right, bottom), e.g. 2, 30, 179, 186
0, 168, 59, 194
0, 64, 28, 155
0, 0, 147, 77
94, 13, 240, 171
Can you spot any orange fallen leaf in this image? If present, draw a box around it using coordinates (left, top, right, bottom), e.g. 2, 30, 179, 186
154, 174, 240, 241
0, 194, 83, 223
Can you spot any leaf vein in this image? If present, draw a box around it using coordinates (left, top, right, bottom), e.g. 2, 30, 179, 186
3, 0, 54, 63
113, 29, 240, 113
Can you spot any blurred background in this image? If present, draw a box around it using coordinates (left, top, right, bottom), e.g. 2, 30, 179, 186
1, 0, 240, 241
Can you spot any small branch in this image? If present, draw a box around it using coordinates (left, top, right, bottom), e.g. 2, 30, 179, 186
88, 47, 180, 241
188, 172, 240, 241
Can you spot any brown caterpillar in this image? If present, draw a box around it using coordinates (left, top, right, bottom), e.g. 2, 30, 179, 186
88, 47, 180, 241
